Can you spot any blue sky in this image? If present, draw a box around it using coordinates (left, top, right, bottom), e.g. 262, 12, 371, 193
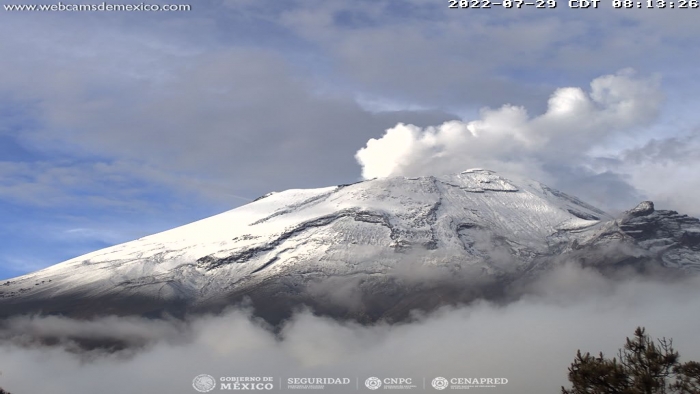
1, 0, 700, 279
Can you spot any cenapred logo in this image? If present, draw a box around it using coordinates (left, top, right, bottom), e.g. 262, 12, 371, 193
431, 377, 509, 390
365, 377, 382, 390
431, 377, 449, 391
193, 374, 217, 393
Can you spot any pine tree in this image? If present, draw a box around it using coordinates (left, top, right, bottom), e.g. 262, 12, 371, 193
562, 327, 700, 394
672, 361, 700, 394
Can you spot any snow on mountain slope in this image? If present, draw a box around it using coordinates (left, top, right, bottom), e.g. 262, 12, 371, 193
1, 169, 697, 322
0, 170, 605, 299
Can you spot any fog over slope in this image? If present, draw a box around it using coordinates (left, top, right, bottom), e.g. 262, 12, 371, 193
1, 263, 700, 393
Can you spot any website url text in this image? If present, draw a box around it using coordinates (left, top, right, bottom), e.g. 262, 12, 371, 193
3, 2, 191, 12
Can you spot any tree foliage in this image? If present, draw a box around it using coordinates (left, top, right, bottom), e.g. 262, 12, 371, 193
563, 327, 700, 394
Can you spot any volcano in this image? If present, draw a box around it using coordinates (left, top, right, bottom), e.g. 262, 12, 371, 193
1, 169, 698, 323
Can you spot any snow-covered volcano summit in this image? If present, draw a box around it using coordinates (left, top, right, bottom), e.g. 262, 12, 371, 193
1, 169, 698, 322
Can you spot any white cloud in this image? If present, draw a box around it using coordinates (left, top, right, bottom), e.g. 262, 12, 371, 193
355, 69, 664, 213
1, 264, 699, 394
356, 69, 662, 180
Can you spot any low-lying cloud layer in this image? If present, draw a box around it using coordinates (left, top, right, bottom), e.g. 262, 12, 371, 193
1, 263, 699, 394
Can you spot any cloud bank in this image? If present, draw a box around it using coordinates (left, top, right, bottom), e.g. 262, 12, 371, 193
1, 264, 699, 394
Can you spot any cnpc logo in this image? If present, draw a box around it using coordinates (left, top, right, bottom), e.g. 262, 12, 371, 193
365, 377, 414, 390
365, 377, 382, 390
